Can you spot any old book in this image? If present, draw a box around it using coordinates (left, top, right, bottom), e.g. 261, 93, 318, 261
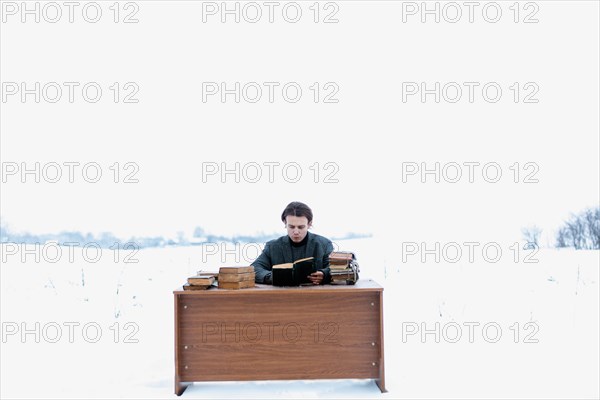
272, 263, 293, 286
329, 251, 354, 264
187, 275, 215, 286
329, 260, 350, 268
272, 257, 315, 286
218, 280, 255, 290
331, 271, 356, 279
218, 271, 255, 283
329, 264, 350, 270
219, 266, 254, 274
195, 271, 218, 278
329, 251, 353, 259
183, 283, 211, 290
330, 258, 349, 265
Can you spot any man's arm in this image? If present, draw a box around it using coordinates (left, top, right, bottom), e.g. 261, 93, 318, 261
318, 240, 334, 284
252, 242, 273, 284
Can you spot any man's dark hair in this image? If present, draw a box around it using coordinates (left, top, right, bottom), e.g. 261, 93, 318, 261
281, 202, 313, 224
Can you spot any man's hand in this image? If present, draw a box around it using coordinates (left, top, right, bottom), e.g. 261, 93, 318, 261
308, 271, 324, 285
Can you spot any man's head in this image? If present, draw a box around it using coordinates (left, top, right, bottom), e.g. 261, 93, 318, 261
281, 202, 313, 243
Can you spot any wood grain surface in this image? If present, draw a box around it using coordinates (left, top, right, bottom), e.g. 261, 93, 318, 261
174, 279, 386, 394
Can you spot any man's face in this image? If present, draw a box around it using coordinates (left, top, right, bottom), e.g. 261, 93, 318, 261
285, 215, 311, 243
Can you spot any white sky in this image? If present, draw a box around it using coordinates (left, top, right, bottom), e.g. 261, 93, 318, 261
1, 1, 598, 244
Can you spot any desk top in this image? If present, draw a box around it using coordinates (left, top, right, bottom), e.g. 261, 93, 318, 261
174, 278, 382, 295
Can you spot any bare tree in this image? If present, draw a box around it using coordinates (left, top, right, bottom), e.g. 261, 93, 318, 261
584, 208, 600, 249
556, 226, 570, 248
522, 225, 542, 247
567, 218, 585, 249
555, 207, 600, 250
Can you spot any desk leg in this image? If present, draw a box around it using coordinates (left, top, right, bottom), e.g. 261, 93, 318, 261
375, 344, 386, 392
375, 377, 387, 393
175, 379, 190, 396
174, 294, 190, 395
376, 291, 387, 393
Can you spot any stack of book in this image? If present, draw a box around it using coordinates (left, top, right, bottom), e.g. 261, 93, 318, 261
329, 252, 354, 270
183, 272, 217, 290
218, 266, 256, 289
328, 251, 359, 284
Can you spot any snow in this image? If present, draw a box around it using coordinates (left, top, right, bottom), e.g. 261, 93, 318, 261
1, 239, 598, 399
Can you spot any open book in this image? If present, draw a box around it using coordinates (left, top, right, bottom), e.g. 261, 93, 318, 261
272, 257, 316, 286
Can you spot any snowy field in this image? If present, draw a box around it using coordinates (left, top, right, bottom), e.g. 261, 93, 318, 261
1, 238, 598, 399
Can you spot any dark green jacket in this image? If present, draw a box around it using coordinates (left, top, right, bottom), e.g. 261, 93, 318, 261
252, 232, 334, 284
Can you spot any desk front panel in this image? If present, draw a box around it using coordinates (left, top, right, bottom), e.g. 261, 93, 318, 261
176, 289, 382, 381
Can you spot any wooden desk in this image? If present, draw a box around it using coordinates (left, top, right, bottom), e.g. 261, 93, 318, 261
173, 279, 386, 395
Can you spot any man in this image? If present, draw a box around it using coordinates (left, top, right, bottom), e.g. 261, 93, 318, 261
253, 202, 333, 285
